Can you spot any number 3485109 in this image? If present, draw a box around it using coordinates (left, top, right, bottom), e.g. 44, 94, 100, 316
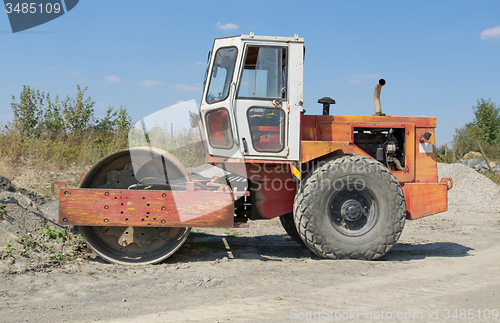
5, 2, 61, 14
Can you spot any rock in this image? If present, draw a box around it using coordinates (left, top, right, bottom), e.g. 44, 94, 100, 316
467, 159, 487, 169
463, 151, 483, 160
0, 175, 15, 192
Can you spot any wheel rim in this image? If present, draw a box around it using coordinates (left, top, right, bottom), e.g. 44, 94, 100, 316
78, 148, 191, 265
327, 183, 379, 237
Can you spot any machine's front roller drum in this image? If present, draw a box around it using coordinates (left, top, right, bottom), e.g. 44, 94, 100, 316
78, 147, 191, 265
293, 154, 406, 260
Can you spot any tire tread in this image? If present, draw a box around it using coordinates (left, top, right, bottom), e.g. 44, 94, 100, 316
293, 154, 406, 260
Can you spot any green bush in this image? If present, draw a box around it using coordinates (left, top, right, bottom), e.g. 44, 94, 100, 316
472, 98, 500, 145
11, 85, 44, 137
1, 85, 132, 174
452, 98, 500, 161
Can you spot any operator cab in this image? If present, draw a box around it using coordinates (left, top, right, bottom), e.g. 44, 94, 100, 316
199, 34, 304, 161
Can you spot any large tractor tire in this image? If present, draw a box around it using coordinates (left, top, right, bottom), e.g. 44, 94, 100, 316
293, 154, 406, 260
279, 212, 305, 247
78, 147, 191, 265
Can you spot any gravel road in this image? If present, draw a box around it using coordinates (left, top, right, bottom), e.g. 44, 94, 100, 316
1, 163, 499, 323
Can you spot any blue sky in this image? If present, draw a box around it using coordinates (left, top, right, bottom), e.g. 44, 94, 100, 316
1, 0, 499, 146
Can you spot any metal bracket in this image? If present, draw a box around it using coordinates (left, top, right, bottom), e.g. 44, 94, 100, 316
440, 178, 453, 190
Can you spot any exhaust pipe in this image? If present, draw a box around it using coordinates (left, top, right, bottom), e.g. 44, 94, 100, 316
373, 79, 386, 116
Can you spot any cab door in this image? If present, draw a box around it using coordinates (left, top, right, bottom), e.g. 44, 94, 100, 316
200, 41, 242, 159
234, 44, 289, 158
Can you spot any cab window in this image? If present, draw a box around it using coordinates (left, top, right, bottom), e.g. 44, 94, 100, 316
206, 47, 237, 104
238, 47, 287, 100
247, 107, 285, 152
206, 108, 234, 149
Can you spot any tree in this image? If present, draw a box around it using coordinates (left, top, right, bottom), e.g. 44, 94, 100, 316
11, 85, 44, 137
10, 84, 132, 138
115, 106, 132, 132
42, 93, 65, 136
61, 84, 95, 134
452, 123, 477, 158
93, 105, 132, 133
471, 98, 500, 145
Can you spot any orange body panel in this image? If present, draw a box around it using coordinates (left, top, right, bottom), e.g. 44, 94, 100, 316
403, 183, 448, 219
300, 114, 447, 220
301, 115, 420, 182
414, 128, 438, 183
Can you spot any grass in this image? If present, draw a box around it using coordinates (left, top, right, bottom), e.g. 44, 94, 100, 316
484, 173, 500, 186
38, 225, 68, 243
0, 122, 205, 193
48, 252, 70, 261
0, 128, 130, 172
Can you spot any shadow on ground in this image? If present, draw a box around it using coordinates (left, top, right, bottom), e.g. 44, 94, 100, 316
381, 242, 474, 261
167, 233, 312, 263
165, 233, 474, 264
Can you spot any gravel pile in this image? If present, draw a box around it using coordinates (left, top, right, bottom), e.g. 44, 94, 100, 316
438, 162, 500, 213
0, 175, 89, 273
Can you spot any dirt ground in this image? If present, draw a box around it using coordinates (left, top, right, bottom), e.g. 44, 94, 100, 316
1, 212, 500, 322
1, 167, 500, 322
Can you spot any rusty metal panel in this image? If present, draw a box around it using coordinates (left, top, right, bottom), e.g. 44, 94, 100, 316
318, 123, 351, 142
327, 115, 436, 128
252, 175, 296, 219
403, 183, 448, 220
57, 187, 234, 228
301, 115, 317, 141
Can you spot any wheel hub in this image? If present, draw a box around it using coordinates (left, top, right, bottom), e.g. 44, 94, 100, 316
103, 226, 169, 248
340, 199, 363, 221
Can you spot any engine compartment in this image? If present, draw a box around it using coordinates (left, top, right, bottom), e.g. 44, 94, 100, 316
353, 127, 406, 171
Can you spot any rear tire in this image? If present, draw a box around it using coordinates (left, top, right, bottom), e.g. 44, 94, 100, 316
279, 213, 305, 247
293, 154, 406, 260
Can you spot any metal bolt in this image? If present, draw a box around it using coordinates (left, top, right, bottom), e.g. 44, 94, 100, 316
162, 193, 167, 198
161, 220, 166, 224
105, 192, 109, 196
63, 191, 69, 196
104, 218, 108, 223
104, 205, 109, 209
62, 218, 68, 222
161, 206, 166, 211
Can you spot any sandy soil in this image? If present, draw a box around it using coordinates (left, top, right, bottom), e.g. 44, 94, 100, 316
1, 210, 499, 322
1, 164, 500, 322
